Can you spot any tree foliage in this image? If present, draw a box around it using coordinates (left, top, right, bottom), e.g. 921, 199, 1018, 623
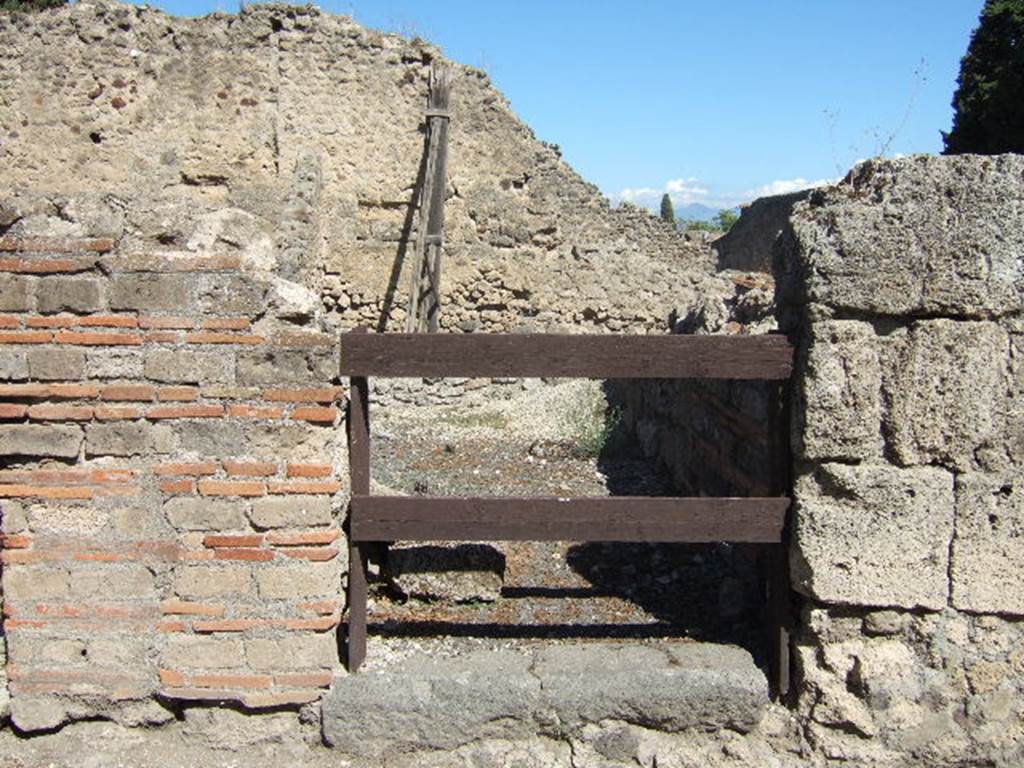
714, 208, 739, 232
943, 0, 1024, 154
679, 208, 739, 234
659, 193, 675, 225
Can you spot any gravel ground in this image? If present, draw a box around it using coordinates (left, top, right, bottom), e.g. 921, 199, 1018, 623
364, 380, 767, 668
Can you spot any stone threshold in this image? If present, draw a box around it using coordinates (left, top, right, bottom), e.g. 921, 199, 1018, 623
322, 641, 768, 759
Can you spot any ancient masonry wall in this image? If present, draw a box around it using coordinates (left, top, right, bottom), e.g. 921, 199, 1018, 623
625, 154, 1024, 767
782, 155, 1024, 767
0, 226, 347, 730
0, 0, 720, 734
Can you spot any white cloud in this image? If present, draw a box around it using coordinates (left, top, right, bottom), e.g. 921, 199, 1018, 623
617, 186, 662, 205
614, 177, 710, 207
743, 177, 835, 200
664, 178, 710, 204
613, 174, 841, 212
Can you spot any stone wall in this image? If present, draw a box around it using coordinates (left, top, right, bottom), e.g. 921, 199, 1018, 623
626, 154, 1024, 766
617, 271, 780, 499
0, 1, 717, 338
0, 0, 720, 737
0, 207, 347, 731
781, 154, 1024, 767
2, 2, 1023, 765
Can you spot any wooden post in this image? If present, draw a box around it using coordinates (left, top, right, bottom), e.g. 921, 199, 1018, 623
766, 378, 792, 699
346, 329, 371, 672
405, 64, 451, 333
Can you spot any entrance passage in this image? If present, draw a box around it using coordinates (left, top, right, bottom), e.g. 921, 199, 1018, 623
340, 330, 794, 696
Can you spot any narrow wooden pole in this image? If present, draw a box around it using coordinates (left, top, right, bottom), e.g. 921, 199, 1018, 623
405, 63, 451, 333
766, 379, 792, 699
346, 329, 371, 672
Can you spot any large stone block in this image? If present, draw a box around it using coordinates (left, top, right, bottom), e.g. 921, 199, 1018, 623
164, 497, 246, 531
884, 320, 1009, 471
245, 635, 336, 671
322, 642, 768, 758
169, 421, 247, 457
69, 564, 156, 599
3, 567, 69, 600
0, 275, 31, 311
108, 274, 194, 311
322, 650, 540, 756
27, 347, 85, 380
236, 348, 315, 385
952, 473, 1024, 615
35, 276, 104, 313
85, 349, 143, 379
0, 424, 82, 457
174, 565, 253, 598
792, 463, 954, 610
0, 349, 29, 380
255, 561, 340, 599
791, 154, 1024, 318
797, 320, 882, 461
196, 274, 267, 314
144, 349, 234, 384
248, 495, 333, 529
162, 636, 244, 669
85, 422, 172, 457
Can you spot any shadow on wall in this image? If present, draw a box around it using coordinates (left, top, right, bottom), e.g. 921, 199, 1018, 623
376, 122, 431, 332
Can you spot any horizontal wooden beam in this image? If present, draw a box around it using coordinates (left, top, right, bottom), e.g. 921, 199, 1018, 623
350, 495, 789, 543
339, 332, 793, 380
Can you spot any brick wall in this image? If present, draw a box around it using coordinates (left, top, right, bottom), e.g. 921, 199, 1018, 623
0, 231, 348, 731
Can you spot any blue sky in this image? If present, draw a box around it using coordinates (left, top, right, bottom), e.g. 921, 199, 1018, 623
135, 0, 983, 210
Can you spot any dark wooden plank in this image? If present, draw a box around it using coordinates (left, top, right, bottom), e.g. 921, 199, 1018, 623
345, 367, 370, 673
340, 332, 793, 380
766, 381, 793, 700
351, 496, 788, 543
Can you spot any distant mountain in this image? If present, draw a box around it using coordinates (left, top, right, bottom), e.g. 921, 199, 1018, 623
674, 203, 720, 223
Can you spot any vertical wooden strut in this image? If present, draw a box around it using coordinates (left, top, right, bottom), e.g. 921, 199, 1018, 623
766, 379, 792, 699
346, 329, 371, 672
405, 63, 452, 333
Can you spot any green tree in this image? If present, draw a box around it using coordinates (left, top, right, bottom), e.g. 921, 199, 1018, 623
0, 0, 65, 12
659, 193, 675, 226
714, 208, 739, 232
943, 0, 1024, 154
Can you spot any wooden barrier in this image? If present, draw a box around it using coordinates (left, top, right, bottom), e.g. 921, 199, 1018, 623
341, 329, 794, 697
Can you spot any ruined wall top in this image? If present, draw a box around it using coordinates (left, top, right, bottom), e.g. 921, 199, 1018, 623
0, 1, 720, 334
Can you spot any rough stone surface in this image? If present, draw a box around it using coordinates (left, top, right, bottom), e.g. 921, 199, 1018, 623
164, 497, 246, 531
388, 543, 506, 603
786, 154, 1024, 318
796, 320, 882, 461
174, 565, 253, 599
27, 347, 86, 381
792, 463, 954, 610
85, 422, 169, 457
35, 276, 104, 313
0, 424, 83, 458
0, 350, 28, 380
144, 350, 235, 385
952, 473, 1024, 615
0, 275, 30, 311
248, 495, 333, 529
0, 3, 1021, 764
322, 643, 767, 758
534, 643, 767, 735
255, 562, 341, 599
797, 607, 1024, 767
713, 190, 809, 273
323, 650, 540, 757
883, 320, 1009, 471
